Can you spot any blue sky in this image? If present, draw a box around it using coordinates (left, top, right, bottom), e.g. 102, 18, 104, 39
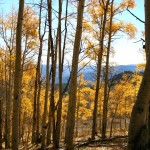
111, 0, 144, 65
1, 0, 19, 11
1, 0, 145, 65
110, 0, 145, 65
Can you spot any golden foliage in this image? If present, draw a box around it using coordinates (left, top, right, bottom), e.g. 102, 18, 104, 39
137, 63, 145, 71
123, 22, 137, 38
119, 0, 135, 9
23, 6, 38, 39
105, 21, 123, 33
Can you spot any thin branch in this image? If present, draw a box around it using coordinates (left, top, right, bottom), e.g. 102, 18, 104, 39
127, 8, 145, 24
133, 38, 145, 44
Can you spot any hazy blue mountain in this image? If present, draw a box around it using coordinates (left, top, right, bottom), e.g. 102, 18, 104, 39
114, 64, 137, 73
41, 64, 137, 83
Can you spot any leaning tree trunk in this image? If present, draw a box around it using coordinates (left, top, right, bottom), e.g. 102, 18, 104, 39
127, 1, 150, 149
12, 0, 24, 149
102, 0, 114, 139
65, 0, 85, 149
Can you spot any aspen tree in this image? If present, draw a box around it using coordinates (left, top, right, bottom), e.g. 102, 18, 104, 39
55, 0, 63, 148
92, 0, 110, 139
128, 1, 150, 149
12, 0, 24, 149
83, 0, 136, 139
65, 0, 85, 149
41, 35, 50, 147
0, 85, 2, 149
55, 0, 69, 148
0, 52, 4, 149
32, 0, 45, 143
102, 0, 114, 138
47, 0, 58, 146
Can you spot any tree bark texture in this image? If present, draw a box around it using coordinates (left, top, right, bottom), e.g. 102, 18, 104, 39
128, 1, 150, 149
65, 0, 85, 149
12, 0, 24, 149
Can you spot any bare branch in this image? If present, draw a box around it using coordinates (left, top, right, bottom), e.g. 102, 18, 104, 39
127, 8, 145, 24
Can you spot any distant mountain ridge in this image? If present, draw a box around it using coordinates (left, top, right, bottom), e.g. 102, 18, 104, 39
114, 64, 137, 73
41, 64, 137, 83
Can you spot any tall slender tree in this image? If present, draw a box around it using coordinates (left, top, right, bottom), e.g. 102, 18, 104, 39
92, 0, 110, 139
0, 58, 4, 150
0, 88, 2, 150
12, 0, 24, 149
41, 34, 50, 147
55, 0, 63, 148
65, 0, 85, 149
46, 0, 58, 146
32, 0, 46, 143
102, 0, 114, 138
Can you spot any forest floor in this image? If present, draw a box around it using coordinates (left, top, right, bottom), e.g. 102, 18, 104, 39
74, 136, 127, 150
2, 136, 127, 149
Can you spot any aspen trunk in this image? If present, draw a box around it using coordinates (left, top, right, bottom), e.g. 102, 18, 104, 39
0, 96, 2, 150
5, 51, 12, 149
76, 89, 80, 139
0, 67, 3, 150
32, 0, 44, 142
4, 52, 8, 148
128, 59, 150, 150
32, 39, 43, 143
92, 0, 109, 140
32, 75, 37, 143
55, 0, 63, 148
65, 0, 85, 149
109, 103, 118, 137
102, 0, 113, 138
12, 0, 24, 149
47, 0, 57, 147
128, 1, 150, 149
47, 32, 57, 146
36, 75, 42, 139
62, 0, 68, 70
41, 35, 50, 147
